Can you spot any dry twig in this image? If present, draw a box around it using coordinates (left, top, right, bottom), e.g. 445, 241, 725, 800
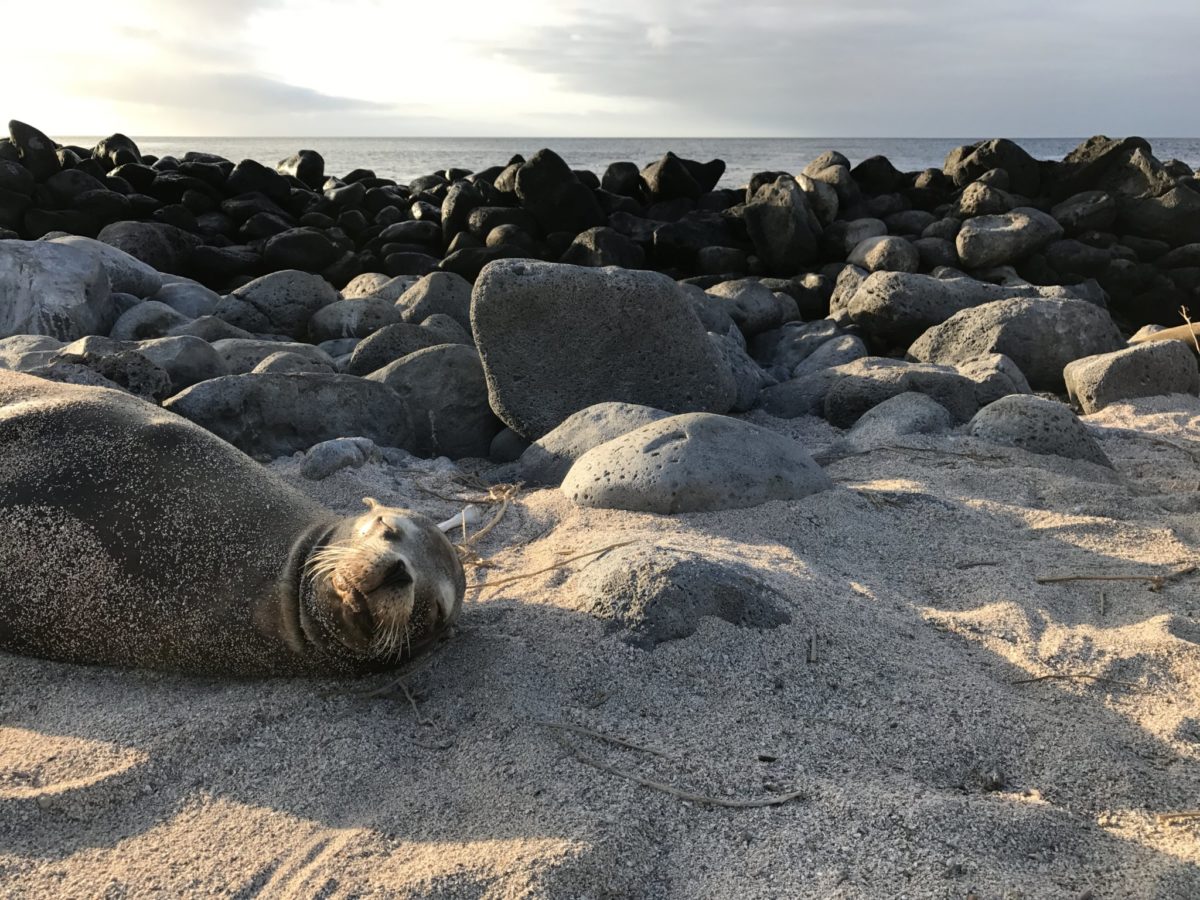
546, 731, 805, 809
1179, 305, 1200, 354
476, 540, 636, 593
533, 720, 670, 759
1035, 564, 1196, 592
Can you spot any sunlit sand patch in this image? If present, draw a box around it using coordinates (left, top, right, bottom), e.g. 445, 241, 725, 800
0, 727, 149, 799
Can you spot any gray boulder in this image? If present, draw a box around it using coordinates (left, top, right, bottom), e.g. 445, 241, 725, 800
490, 427, 529, 463
300, 437, 380, 480
834, 392, 954, 454
955, 352, 1032, 406
342, 273, 393, 298
0, 240, 116, 340
0, 334, 62, 371
251, 350, 336, 374
743, 175, 822, 273
365, 343, 501, 459
168, 316, 255, 343
760, 357, 981, 426
568, 545, 790, 648
704, 278, 786, 336
47, 342, 173, 402
828, 265, 868, 321
472, 260, 736, 439
913, 237, 958, 270
513, 402, 672, 486
847, 235, 919, 273
795, 173, 839, 226
944, 139, 1041, 197
830, 218, 887, 256
213, 270, 339, 340
395, 271, 472, 330
47, 234, 164, 297
792, 334, 868, 377
164, 373, 416, 460
419, 313, 471, 346
1117, 185, 1200, 246
681, 283, 736, 334
153, 280, 220, 318
956, 208, 1064, 269
109, 300, 192, 341
135, 335, 229, 391
561, 412, 832, 514
1051, 191, 1117, 233
364, 274, 422, 301
1064, 341, 1200, 413
95, 221, 200, 275
906, 297, 1123, 391
210, 338, 335, 375
308, 297, 402, 342
967, 395, 1111, 466
845, 271, 1097, 348
342, 322, 442, 376
709, 329, 776, 412
750, 319, 844, 376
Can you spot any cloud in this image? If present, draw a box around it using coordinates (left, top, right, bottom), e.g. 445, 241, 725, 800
6, 0, 1199, 137
484, 0, 1200, 136
101, 72, 387, 116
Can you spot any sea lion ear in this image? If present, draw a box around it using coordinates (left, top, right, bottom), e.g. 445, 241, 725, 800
362, 496, 381, 510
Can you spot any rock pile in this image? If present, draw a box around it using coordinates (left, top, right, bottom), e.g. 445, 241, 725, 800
1, 124, 1198, 514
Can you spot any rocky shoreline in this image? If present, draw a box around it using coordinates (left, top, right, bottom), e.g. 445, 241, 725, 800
3, 121, 1200, 896
1, 120, 1199, 482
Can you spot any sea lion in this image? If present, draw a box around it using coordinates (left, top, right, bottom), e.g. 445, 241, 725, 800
1128, 324, 1200, 350
0, 371, 465, 676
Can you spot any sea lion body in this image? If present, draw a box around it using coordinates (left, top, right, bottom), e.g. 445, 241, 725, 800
0, 371, 464, 676
1128, 324, 1200, 349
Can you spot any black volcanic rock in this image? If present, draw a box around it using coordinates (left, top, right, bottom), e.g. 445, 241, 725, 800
602, 161, 643, 200
226, 159, 290, 203
8, 120, 59, 181
850, 155, 904, 195
97, 221, 201, 274
515, 148, 606, 237
441, 181, 485, 246
943, 139, 1041, 198
560, 227, 646, 268
92, 134, 141, 167
277, 149, 325, 190
264, 227, 340, 272
640, 152, 702, 202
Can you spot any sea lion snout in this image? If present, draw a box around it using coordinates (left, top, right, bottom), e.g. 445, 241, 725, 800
303, 502, 463, 663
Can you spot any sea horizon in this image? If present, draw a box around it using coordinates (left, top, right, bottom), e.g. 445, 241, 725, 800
52, 134, 1200, 188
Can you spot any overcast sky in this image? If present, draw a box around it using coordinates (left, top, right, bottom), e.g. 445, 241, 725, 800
4, 0, 1196, 137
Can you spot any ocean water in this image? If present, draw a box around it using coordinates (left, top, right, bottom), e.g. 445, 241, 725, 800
60, 136, 1200, 189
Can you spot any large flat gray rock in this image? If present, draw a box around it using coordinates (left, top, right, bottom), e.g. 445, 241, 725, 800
0, 240, 116, 340
47, 234, 164, 298
1064, 341, 1200, 413
568, 545, 790, 648
514, 401, 672, 486
471, 260, 735, 439
967, 394, 1110, 467
561, 412, 832, 514
365, 343, 502, 459
163, 373, 416, 460
906, 297, 1123, 391
845, 271, 1094, 348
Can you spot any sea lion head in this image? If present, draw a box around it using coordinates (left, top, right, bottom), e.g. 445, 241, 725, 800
300, 497, 465, 664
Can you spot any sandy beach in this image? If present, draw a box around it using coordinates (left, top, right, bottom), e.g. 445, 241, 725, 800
2, 396, 1198, 898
